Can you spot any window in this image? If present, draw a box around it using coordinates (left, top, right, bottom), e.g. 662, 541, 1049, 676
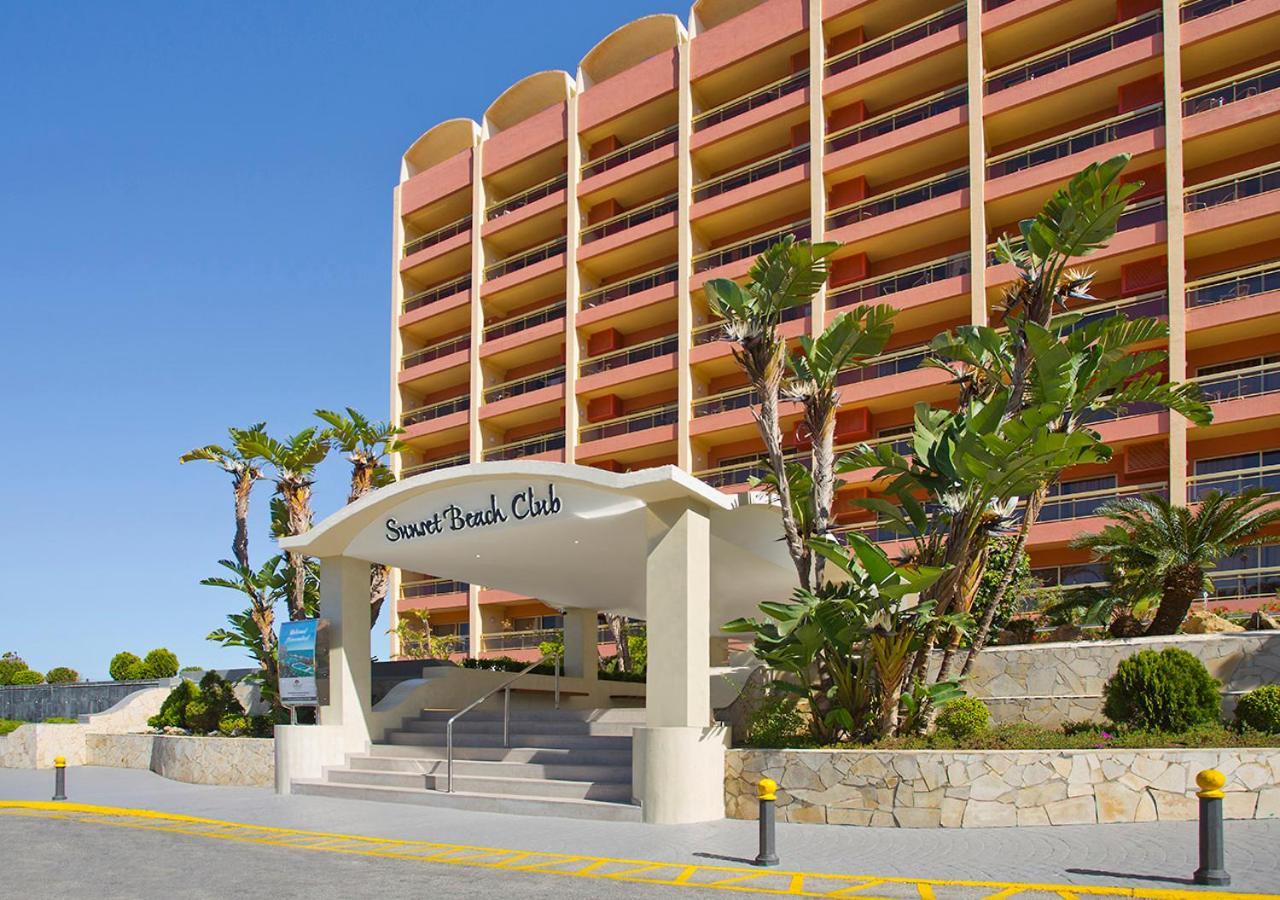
1194, 450, 1280, 475
1048, 475, 1117, 497
510, 615, 562, 632
431, 622, 469, 638
1196, 354, 1280, 378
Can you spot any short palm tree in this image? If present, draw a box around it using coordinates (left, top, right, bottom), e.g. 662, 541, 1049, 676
179, 423, 266, 571
1073, 488, 1280, 636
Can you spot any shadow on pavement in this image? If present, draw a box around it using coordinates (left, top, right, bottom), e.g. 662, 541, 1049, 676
1066, 868, 1196, 886
693, 851, 757, 866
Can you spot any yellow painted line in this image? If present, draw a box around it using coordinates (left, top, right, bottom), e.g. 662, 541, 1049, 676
1, 801, 1276, 900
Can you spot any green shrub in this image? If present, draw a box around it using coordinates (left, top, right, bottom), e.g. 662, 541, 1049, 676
0, 652, 29, 685
0, 719, 24, 735
42, 717, 77, 724
936, 696, 990, 740
142, 648, 179, 679
627, 634, 647, 674
746, 695, 810, 748
217, 715, 250, 736
1235, 685, 1280, 734
148, 680, 197, 729
10, 670, 43, 685
248, 714, 280, 737
44, 667, 79, 684
109, 652, 144, 681
1103, 647, 1221, 731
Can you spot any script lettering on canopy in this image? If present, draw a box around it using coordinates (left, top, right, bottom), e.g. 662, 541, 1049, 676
384, 483, 563, 543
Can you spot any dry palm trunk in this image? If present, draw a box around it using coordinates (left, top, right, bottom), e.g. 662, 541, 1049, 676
754, 367, 811, 591
369, 565, 389, 628
348, 461, 388, 631
934, 541, 991, 684
609, 615, 632, 672
1145, 563, 1205, 636
232, 471, 253, 572
282, 482, 313, 621
806, 392, 838, 587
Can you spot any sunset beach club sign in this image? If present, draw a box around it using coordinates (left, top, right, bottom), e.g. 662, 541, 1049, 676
384, 483, 563, 543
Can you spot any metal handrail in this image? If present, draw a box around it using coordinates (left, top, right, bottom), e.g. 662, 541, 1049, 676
445, 650, 561, 792
1185, 261, 1280, 307
693, 68, 808, 131
825, 4, 965, 78
984, 11, 1161, 93
826, 84, 967, 154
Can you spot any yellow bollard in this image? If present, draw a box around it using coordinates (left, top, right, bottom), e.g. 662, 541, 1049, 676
52, 756, 67, 801
754, 778, 779, 867
1193, 769, 1229, 886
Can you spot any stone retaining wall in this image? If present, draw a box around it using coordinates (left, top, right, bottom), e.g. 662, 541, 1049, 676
86, 733, 274, 787
727, 747, 1280, 827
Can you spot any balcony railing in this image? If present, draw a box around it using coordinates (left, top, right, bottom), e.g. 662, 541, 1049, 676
836, 344, 929, 386
483, 301, 566, 341
1188, 464, 1280, 501
692, 304, 807, 346
1061, 291, 1169, 333
402, 395, 468, 427
1038, 482, 1168, 523
1183, 61, 1280, 115
826, 168, 967, 230
483, 366, 566, 404
1193, 361, 1280, 403
1184, 162, 1280, 213
1209, 565, 1280, 600
693, 69, 808, 131
580, 262, 678, 310
485, 173, 568, 221
403, 215, 471, 257
401, 578, 468, 598
826, 4, 966, 79
401, 334, 469, 370
693, 221, 811, 274
693, 385, 758, 418
1181, 0, 1247, 20
1078, 400, 1164, 424
693, 145, 809, 203
484, 237, 567, 280
480, 623, 643, 652
580, 193, 678, 244
581, 125, 679, 180
402, 452, 470, 478
403, 275, 470, 314
484, 431, 566, 461
1116, 196, 1166, 231
828, 253, 970, 310
986, 105, 1163, 179
826, 85, 967, 155
1186, 262, 1280, 308
579, 404, 678, 443
985, 11, 1161, 94
579, 334, 678, 377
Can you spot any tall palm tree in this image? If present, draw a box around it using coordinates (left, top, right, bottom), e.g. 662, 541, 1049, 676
246, 428, 330, 621
315, 407, 404, 627
1073, 488, 1280, 636
179, 423, 267, 571
203, 556, 289, 706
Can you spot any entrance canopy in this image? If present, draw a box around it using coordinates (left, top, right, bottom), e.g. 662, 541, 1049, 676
279, 461, 802, 629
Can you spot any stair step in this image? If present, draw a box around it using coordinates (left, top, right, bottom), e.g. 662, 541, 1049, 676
366, 742, 633, 766
324, 768, 633, 802
386, 731, 631, 751
347, 754, 631, 783
291, 779, 644, 822
402, 719, 636, 737
416, 708, 645, 724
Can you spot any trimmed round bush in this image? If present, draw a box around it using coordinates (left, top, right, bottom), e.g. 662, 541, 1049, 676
142, 648, 179, 679
109, 651, 144, 681
937, 696, 991, 740
1235, 685, 1280, 734
1103, 647, 1221, 731
0, 653, 29, 685
44, 667, 79, 684
10, 670, 44, 685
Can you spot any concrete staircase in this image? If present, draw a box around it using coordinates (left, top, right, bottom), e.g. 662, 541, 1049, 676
292, 707, 644, 821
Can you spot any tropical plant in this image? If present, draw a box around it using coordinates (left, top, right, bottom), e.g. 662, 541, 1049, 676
203, 556, 291, 706
245, 428, 330, 620
969, 535, 1034, 638
44, 667, 79, 684
391, 609, 458, 660
1103, 647, 1221, 731
179, 423, 267, 571
1073, 488, 1280, 635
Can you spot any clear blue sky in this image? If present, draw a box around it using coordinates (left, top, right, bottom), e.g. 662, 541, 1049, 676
0, 1, 683, 679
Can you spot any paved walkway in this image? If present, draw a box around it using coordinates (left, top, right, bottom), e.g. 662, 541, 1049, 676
1, 767, 1277, 897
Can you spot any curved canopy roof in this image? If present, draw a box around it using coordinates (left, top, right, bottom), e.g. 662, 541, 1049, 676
579, 14, 684, 86
484, 71, 573, 134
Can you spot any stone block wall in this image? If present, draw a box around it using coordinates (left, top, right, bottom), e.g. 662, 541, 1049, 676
727, 747, 1280, 827
86, 733, 274, 787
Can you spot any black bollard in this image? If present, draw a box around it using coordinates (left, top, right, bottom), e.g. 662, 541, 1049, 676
753, 778, 779, 868
1193, 769, 1230, 887
52, 756, 67, 802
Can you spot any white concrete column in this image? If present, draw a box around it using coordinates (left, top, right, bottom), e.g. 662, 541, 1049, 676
633, 499, 727, 823
561, 607, 598, 681
316, 555, 373, 752
467, 583, 482, 659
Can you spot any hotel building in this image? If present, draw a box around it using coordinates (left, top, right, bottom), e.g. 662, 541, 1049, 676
387, 0, 1280, 659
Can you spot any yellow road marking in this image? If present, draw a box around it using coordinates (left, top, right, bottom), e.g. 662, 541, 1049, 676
0, 801, 1274, 900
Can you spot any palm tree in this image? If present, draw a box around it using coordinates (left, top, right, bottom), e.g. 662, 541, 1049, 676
1073, 488, 1280, 636
179, 423, 267, 571
315, 407, 404, 627
246, 428, 330, 620
203, 555, 289, 706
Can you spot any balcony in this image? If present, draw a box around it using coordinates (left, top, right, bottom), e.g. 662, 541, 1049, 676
402, 395, 469, 428
402, 453, 470, 478
1117, 196, 1167, 231
828, 253, 970, 311
401, 578, 469, 599
484, 237, 566, 281
693, 69, 808, 133
986, 105, 1163, 180
578, 404, 679, 443
693, 304, 807, 346
1184, 162, 1280, 214
825, 5, 966, 81
403, 275, 470, 315
1181, 0, 1250, 20
484, 431, 566, 461
1186, 262, 1280, 307
1193, 360, 1280, 403
826, 85, 967, 156
580, 263, 678, 313
1064, 291, 1169, 332
404, 215, 471, 257
693, 385, 757, 418
1037, 481, 1168, 524
581, 125, 678, 180
693, 145, 809, 204
483, 301, 566, 341
483, 367, 566, 404
579, 334, 678, 378
401, 334, 469, 370
836, 343, 930, 387
984, 11, 1161, 95
1188, 463, 1280, 501
694, 220, 811, 275
826, 168, 967, 231
1183, 61, 1280, 117
580, 193, 678, 244
486, 174, 568, 222
1209, 565, 1280, 605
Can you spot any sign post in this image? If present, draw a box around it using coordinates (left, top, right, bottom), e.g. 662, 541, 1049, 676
279, 619, 329, 713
